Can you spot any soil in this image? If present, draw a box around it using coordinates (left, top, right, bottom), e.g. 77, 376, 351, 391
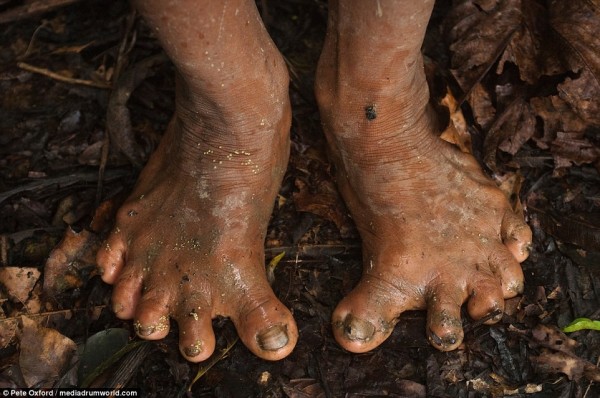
1, 0, 599, 397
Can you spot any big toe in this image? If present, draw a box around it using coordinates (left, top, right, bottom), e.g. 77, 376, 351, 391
331, 278, 403, 353
232, 289, 298, 361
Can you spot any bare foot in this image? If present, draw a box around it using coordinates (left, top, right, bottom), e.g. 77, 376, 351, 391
97, 0, 298, 362
316, 0, 532, 352
327, 115, 531, 352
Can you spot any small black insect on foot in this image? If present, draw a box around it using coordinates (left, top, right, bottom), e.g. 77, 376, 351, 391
365, 105, 377, 121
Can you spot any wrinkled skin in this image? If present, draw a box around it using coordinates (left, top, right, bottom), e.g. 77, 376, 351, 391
97, 0, 532, 361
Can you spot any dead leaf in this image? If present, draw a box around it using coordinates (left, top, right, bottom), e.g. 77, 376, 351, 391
550, 0, 600, 88
484, 98, 535, 171
43, 227, 100, 296
447, 0, 543, 93
526, 324, 600, 382
440, 87, 473, 153
467, 82, 496, 131
558, 69, 600, 127
0, 306, 106, 350
531, 324, 578, 352
530, 96, 588, 149
531, 350, 600, 382
19, 316, 77, 388
282, 378, 326, 398
0, 267, 40, 305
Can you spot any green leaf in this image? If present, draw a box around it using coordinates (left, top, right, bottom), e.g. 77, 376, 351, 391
562, 318, 600, 333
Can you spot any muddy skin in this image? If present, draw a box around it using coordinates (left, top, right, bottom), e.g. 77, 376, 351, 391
98, 0, 532, 362
315, 0, 531, 352
97, 0, 298, 362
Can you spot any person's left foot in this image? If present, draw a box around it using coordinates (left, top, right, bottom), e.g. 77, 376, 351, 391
325, 111, 531, 352
315, 0, 532, 352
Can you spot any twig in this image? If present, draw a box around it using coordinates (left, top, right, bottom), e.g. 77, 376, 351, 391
0, 169, 131, 206
186, 336, 239, 393
17, 61, 111, 89
0, 0, 83, 25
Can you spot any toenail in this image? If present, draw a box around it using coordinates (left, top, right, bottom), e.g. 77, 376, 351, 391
428, 330, 457, 348
112, 303, 125, 314
135, 322, 155, 337
184, 341, 203, 357
341, 315, 376, 342
257, 324, 289, 351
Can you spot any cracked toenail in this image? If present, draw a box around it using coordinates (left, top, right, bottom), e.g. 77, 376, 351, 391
184, 341, 203, 357
342, 315, 376, 341
257, 324, 288, 351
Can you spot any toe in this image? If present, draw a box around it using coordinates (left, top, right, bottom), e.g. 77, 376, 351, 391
232, 287, 298, 361
332, 276, 406, 353
97, 231, 127, 284
466, 276, 504, 324
176, 305, 216, 362
426, 287, 465, 351
490, 246, 525, 298
501, 210, 532, 263
133, 288, 173, 340
111, 269, 142, 319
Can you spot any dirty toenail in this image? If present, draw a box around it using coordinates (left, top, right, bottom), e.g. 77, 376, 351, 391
135, 322, 155, 337
257, 324, 289, 351
341, 315, 376, 342
184, 341, 203, 357
112, 303, 125, 314
428, 330, 457, 348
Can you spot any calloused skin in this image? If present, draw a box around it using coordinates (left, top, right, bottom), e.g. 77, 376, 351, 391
97, 0, 532, 362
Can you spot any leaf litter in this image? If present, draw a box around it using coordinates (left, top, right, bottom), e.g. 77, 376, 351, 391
0, 0, 599, 396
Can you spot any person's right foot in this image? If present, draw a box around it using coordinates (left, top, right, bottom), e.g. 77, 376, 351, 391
97, 0, 298, 362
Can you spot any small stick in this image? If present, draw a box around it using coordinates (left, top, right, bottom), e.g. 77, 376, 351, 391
0, 0, 82, 25
17, 61, 111, 89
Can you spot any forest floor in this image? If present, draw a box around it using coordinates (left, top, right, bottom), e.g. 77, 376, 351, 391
1, 0, 599, 397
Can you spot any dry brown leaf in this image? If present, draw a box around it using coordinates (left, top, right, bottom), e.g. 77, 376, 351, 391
440, 88, 473, 153
531, 324, 578, 352
531, 350, 600, 382
447, 0, 543, 93
43, 227, 100, 296
497, 172, 526, 217
550, 0, 600, 88
293, 178, 352, 237
484, 98, 535, 171
467, 82, 496, 130
530, 95, 599, 169
530, 96, 588, 149
282, 378, 326, 398
552, 131, 600, 167
0, 267, 40, 305
557, 69, 600, 127
528, 324, 600, 382
19, 316, 77, 388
